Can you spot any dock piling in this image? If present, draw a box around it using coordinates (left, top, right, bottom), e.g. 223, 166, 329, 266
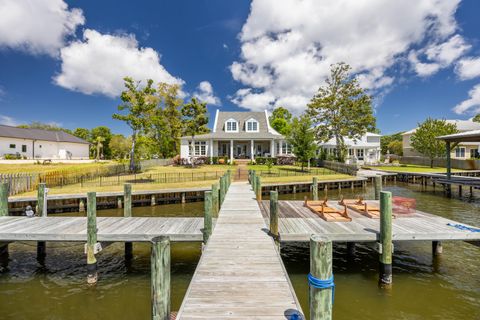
256, 176, 262, 201
374, 176, 382, 200
219, 176, 225, 205
151, 195, 156, 206
379, 191, 393, 287
0, 182, 8, 216
124, 183, 132, 217
432, 241, 443, 256
310, 235, 333, 320
0, 183, 8, 259
151, 236, 170, 320
269, 191, 279, 248
211, 183, 219, 217
312, 177, 318, 201
203, 191, 212, 244
86, 191, 98, 284
37, 183, 47, 261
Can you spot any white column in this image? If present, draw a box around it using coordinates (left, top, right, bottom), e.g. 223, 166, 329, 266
270, 140, 275, 157
250, 140, 254, 161
230, 139, 234, 163
209, 139, 213, 164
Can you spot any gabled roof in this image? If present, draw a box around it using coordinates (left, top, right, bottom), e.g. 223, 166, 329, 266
183, 110, 283, 140
0, 125, 89, 144
403, 120, 480, 135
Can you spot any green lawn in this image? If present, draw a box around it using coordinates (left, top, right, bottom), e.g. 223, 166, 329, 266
0, 161, 114, 174
365, 164, 462, 173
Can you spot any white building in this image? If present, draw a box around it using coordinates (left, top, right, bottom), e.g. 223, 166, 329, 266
318, 132, 382, 165
180, 110, 292, 162
0, 125, 90, 159
402, 120, 480, 159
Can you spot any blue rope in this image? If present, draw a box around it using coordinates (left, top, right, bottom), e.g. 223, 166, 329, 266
308, 273, 335, 304
447, 223, 480, 233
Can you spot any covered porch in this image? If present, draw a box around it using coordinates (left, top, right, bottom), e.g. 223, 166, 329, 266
214, 139, 275, 162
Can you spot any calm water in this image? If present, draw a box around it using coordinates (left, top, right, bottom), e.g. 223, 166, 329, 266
0, 183, 479, 319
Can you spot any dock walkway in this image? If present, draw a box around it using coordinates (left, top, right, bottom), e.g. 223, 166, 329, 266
177, 182, 303, 319
0, 216, 203, 242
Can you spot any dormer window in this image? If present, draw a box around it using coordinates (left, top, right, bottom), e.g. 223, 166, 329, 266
246, 118, 259, 132
225, 119, 238, 132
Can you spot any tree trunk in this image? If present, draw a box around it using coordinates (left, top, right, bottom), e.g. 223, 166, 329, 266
430, 158, 434, 168
190, 136, 195, 168
129, 130, 136, 173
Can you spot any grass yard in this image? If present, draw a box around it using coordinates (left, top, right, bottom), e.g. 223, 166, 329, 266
0, 161, 114, 174
144, 164, 233, 173
365, 164, 462, 173
261, 174, 352, 184
12, 180, 216, 197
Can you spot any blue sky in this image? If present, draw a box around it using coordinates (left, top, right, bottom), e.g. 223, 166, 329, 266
1, 0, 480, 136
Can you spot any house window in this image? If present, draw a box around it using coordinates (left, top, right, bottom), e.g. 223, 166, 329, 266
279, 141, 292, 154
455, 147, 465, 158
22, 145, 27, 152
356, 149, 364, 159
246, 119, 259, 132
225, 119, 238, 132
189, 141, 207, 156
348, 149, 354, 156
470, 149, 479, 159
9, 144, 15, 149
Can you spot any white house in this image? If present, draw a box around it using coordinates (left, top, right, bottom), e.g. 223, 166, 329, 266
318, 132, 382, 165
0, 125, 90, 159
402, 119, 480, 159
180, 110, 292, 162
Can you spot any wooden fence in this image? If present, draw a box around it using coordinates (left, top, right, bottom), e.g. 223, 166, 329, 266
0, 173, 39, 196
320, 160, 359, 175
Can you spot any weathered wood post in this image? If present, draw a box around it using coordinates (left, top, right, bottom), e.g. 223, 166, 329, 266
432, 241, 443, 256
312, 177, 318, 201
79, 198, 85, 212
124, 183, 132, 217
269, 191, 279, 248
151, 236, 170, 320
0, 183, 9, 259
117, 197, 122, 209
310, 235, 333, 320
151, 194, 156, 206
211, 183, 219, 217
37, 183, 47, 261
0, 182, 8, 216
219, 176, 225, 205
227, 169, 232, 187
379, 191, 393, 287
374, 175, 382, 200
87, 191, 98, 284
203, 191, 213, 244
252, 170, 257, 190
256, 176, 262, 201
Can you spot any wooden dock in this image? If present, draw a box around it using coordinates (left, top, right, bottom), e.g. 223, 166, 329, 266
177, 182, 304, 319
258, 200, 480, 243
0, 216, 204, 242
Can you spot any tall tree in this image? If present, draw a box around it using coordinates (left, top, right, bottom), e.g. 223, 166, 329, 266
113, 77, 158, 172
380, 132, 404, 155
73, 128, 91, 141
91, 126, 113, 158
150, 83, 184, 158
269, 107, 292, 135
411, 118, 458, 168
473, 114, 480, 123
109, 134, 131, 159
287, 115, 317, 171
181, 97, 209, 166
307, 62, 376, 162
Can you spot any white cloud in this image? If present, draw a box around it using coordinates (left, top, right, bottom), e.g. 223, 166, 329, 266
231, 0, 464, 113
53, 29, 184, 97
0, 115, 18, 126
193, 81, 221, 105
453, 84, 480, 114
410, 35, 470, 77
455, 57, 480, 81
0, 0, 84, 56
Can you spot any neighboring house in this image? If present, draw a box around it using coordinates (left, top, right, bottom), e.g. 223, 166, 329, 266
402, 120, 480, 159
180, 110, 292, 162
0, 125, 90, 160
318, 132, 382, 165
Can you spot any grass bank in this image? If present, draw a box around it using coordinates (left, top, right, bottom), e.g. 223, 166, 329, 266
365, 164, 463, 173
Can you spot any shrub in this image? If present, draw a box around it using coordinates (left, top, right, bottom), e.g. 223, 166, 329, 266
4, 153, 21, 160
277, 155, 296, 165
218, 158, 225, 164
254, 157, 277, 165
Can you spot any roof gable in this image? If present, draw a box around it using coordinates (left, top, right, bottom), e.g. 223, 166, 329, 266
0, 125, 89, 144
